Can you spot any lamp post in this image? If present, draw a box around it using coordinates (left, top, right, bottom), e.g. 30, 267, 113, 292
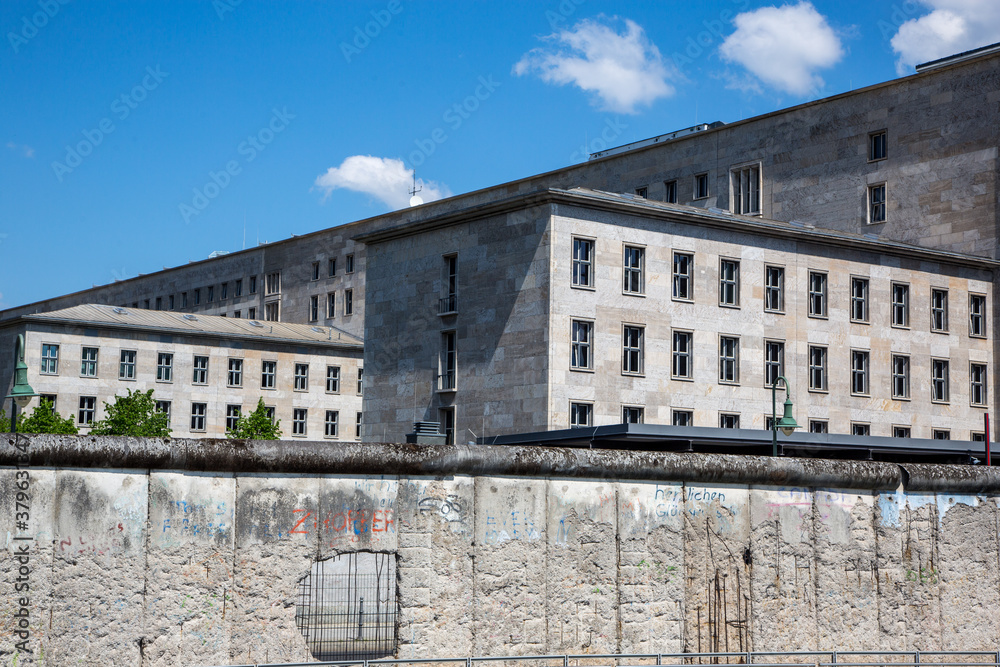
6, 334, 37, 434
771, 375, 799, 457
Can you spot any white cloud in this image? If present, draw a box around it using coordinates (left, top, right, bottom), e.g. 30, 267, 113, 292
5, 142, 34, 158
890, 0, 1000, 74
513, 17, 675, 114
313, 155, 451, 210
719, 2, 844, 96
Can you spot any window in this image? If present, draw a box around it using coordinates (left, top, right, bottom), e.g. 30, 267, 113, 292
571, 320, 593, 370
891, 283, 909, 327
228, 358, 243, 387
719, 336, 739, 384
719, 259, 740, 307
234, 279, 243, 297
156, 353, 173, 382
264, 302, 279, 321
764, 340, 785, 386
326, 365, 341, 393
325, 410, 339, 438
311, 262, 320, 281
294, 363, 309, 391
81, 347, 98, 377
868, 184, 886, 223
309, 295, 319, 321
169, 295, 175, 309
261, 360, 276, 389
249, 275, 257, 294
694, 173, 709, 199
439, 331, 457, 390
221, 283, 228, 300
346, 254, 355, 273
972, 432, 987, 442
327, 293, 336, 318
808, 345, 827, 391
970, 294, 987, 337
207, 286, 214, 302
851, 350, 870, 395
78, 396, 96, 425
119, 350, 136, 380
194, 288, 201, 305
191, 403, 206, 431
293, 408, 307, 436
572, 237, 595, 288
265, 272, 280, 295
851, 277, 869, 323
155, 401, 171, 423
248, 307, 256, 319
672, 252, 693, 301
932, 359, 949, 402
622, 325, 644, 375
731, 164, 760, 214
234, 310, 241, 319
893, 426, 911, 438
971, 363, 987, 406
892, 355, 910, 399
672, 410, 692, 426
328, 258, 336, 277
932, 429, 950, 440
570, 402, 593, 428
193, 355, 209, 384
344, 289, 354, 315
635, 186, 648, 198
720, 413, 740, 429
41, 344, 59, 374
226, 404, 241, 431
357, 368, 363, 394
441, 254, 458, 313
622, 406, 644, 424
664, 179, 677, 204
931, 289, 948, 332
439, 407, 455, 445
623, 245, 644, 294
181, 292, 188, 308
264, 406, 276, 424
808, 272, 827, 317
355, 411, 363, 439
672, 330, 693, 379
764, 266, 784, 312
809, 420, 829, 434
869, 130, 887, 161
155, 297, 162, 310
852, 423, 871, 437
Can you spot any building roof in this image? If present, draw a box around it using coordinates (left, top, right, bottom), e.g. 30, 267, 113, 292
13, 304, 363, 349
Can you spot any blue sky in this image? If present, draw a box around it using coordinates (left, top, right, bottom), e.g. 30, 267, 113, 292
2, 0, 998, 310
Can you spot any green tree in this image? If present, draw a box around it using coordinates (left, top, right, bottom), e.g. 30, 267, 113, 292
16, 399, 78, 434
90, 389, 171, 437
227, 398, 281, 439
0, 412, 10, 432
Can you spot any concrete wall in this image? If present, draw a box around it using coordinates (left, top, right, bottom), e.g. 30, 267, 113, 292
3, 436, 1000, 665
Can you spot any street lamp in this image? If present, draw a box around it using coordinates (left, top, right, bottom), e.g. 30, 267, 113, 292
771, 375, 799, 456
6, 334, 37, 434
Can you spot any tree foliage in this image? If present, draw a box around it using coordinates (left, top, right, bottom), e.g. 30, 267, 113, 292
16, 399, 78, 434
0, 412, 9, 432
90, 389, 171, 437
227, 398, 282, 440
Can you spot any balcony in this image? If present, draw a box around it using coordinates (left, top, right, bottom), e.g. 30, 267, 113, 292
437, 371, 456, 392
438, 294, 457, 315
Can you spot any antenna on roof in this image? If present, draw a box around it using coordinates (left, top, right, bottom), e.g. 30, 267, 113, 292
409, 173, 423, 207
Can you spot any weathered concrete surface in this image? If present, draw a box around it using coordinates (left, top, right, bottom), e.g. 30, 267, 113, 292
3, 435, 1000, 666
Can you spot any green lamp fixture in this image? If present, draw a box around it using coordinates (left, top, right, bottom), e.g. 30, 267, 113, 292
6, 334, 37, 433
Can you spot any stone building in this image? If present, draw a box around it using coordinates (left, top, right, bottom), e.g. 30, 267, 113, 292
0, 304, 363, 439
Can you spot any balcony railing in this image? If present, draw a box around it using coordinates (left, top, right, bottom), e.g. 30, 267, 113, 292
438, 294, 457, 315
437, 372, 456, 391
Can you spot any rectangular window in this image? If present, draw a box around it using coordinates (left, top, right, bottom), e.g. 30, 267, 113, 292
622, 406, 644, 424
261, 360, 276, 389
891, 283, 909, 327
309, 295, 319, 321
326, 365, 341, 393
719, 259, 740, 307
344, 289, 354, 315
264, 301, 279, 322
41, 344, 59, 374
438, 331, 457, 390
328, 258, 336, 277
932, 358, 949, 402
440, 254, 458, 313
265, 272, 280, 295
933, 429, 950, 440
234, 310, 241, 319
720, 413, 740, 429
194, 288, 201, 305
346, 254, 355, 273
119, 350, 136, 380
931, 289, 949, 332
971, 363, 988, 406
869, 130, 887, 161
264, 406, 276, 424
868, 184, 886, 223
893, 426, 911, 438
234, 279, 242, 297
623, 245, 644, 294
221, 283, 228, 300
155, 297, 163, 310
672, 252, 693, 301
78, 396, 96, 426
327, 293, 336, 318
809, 420, 829, 434
635, 186, 648, 198
311, 262, 320, 281
852, 423, 871, 436
181, 292, 188, 308
808, 345, 828, 391
571, 320, 593, 370
248, 307, 256, 319
207, 286, 214, 302
851, 350, 870, 396
325, 410, 339, 438
672, 330, 693, 379
972, 432, 987, 442
764, 266, 784, 312
156, 352, 173, 382
664, 180, 677, 204
228, 358, 243, 387
851, 277, 869, 323
764, 340, 784, 386
695, 173, 709, 199
439, 407, 455, 445
622, 325, 644, 375
169, 295, 175, 309
249, 275, 257, 294
193, 355, 209, 384
570, 402, 593, 428
191, 403, 206, 431
970, 294, 987, 337
357, 368, 363, 394
155, 401, 171, 423
226, 404, 241, 431
731, 164, 760, 215
719, 336, 739, 384
808, 272, 827, 317
672, 410, 692, 426
892, 355, 910, 399
293, 408, 307, 436
294, 363, 309, 391
355, 411, 363, 439
81, 347, 98, 377
572, 238, 594, 288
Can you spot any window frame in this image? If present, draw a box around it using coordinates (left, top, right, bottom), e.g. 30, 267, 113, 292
40, 343, 59, 375
764, 265, 784, 313
931, 288, 949, 333
309, 295, 319, 322
190, 402, 207, 432
570, 402, 593, 428
891, 282, 909, 328
851, 423, 871, 437
970, 362, 988, 407
719, 413, 740, 429
719, 258, 740, 308
156, 352, 174, 383
969, 293, 987, 338
439, 331, 457, 391
227, 358, 244, 388
344, 289, 354, 316
119, 349, 137, 381
931, 358, 949, 403
261, 360, 276, 389
325, 410, 340, 438
932, 429, 951, 440
226, 404, 241, 431
622, 405, 644, 424
671, 329, 693, 380
718, 335, 739, 385
808, 271, 828, 318
192, 355, 209, 385
808, 345, 828, 392
293, 408, 308, 436
326, 365, 341, 393
850, 276, 869, 324
622, 245, 645, 295
868, 183, 886, 224
891, 354, 910, 400
294, 363, 310, 391
671, 409, 693, 426
868, 129, 887, 162
730, 163, 761, 215
622, 324, 645, 376
81, 346, 99, 378
570, 319, 594, 372
892, 426, 911, 438
78, 396, 96, 426
764, 340, 785, 387
851, 349, 870, 396
809, 420, 829, 434
346, 254, 355, 274
694, 173, 709, 200
663, 179, 677, 204
571, 236, 595, 289
672, 251, 694, 302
